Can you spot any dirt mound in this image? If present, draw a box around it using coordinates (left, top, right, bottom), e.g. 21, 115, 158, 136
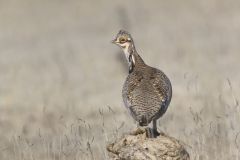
107, 128, 189, 160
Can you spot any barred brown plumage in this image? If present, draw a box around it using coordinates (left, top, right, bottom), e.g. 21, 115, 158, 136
112, 30, 172, 138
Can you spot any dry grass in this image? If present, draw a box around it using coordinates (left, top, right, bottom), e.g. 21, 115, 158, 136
0, 0, 240, 159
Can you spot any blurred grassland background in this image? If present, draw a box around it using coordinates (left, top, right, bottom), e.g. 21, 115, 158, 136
0, 0, 240, 159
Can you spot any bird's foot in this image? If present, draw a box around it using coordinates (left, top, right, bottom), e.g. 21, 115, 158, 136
130, 127, 161, 138
146, 128, 160, 138
130, 127, 146, 136
153, 129, 160, 137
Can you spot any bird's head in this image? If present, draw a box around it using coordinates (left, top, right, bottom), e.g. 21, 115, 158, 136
112, 30, 144, 73
112, 30, 134, 50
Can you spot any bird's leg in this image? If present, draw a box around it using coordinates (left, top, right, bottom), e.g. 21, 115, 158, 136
145, 120, 155, 138
152, 119, 160, 137
146, 127, 154, 138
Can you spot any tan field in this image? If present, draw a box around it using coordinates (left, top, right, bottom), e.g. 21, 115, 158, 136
0, 0, 240, 159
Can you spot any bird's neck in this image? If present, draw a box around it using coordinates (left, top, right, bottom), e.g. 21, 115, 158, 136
123, 43, 145, 73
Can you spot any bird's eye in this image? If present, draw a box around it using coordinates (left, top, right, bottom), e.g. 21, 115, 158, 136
119, 37, 127, 43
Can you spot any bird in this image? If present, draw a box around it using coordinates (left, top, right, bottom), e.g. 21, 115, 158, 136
112, 30, 172, 138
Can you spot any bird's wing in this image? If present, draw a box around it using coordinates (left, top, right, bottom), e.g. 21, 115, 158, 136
149, 68, 172, 117
122, 71, 144, 121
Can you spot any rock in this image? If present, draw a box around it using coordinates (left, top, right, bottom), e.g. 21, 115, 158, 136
107, 128, 190, 160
